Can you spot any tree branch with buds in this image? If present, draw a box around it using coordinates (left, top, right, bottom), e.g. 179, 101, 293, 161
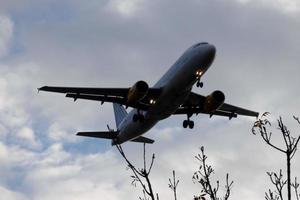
192, 146, 233, 200
116, 144, 158, 200
252, 113, 300, 200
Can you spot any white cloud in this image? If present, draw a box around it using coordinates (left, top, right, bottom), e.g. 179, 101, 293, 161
234, 0, 300, 13
0, 65, 40, 144
106, 0, 144, 17
16, 127, 41, 149
48, 122, 75, 142
0, 15, 13, 58
266, 0, 300, 13
20, 143, 138, 200
0, 186, 28, 200
151, 126, 182, 141
0, 142, 35, 167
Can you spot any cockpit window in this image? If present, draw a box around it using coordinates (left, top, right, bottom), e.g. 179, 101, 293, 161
193, 42, 208, 48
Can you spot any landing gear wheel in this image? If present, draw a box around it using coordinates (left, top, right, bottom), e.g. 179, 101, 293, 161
196, 81, 203, 88
188, 121, 194, 129
183, 120, 189, 128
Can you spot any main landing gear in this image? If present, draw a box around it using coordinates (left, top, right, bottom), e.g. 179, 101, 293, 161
183, 119, 194, 129
183, 114, 194, 129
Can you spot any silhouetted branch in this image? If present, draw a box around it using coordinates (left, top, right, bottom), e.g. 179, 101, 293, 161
116, 144, 158, 200
224, 174, 233, 200
265, 189, 280, 200
294, 116, 300, 125
193, 146, 233, 200
291, 177, 300, 200
266, 170, 286, 200
252, 113, 300, 200
252, 113, 285, 153
169, 170, 179, 200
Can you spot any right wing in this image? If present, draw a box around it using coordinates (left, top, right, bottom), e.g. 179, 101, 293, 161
38, 86, 161, 110
218, 103, 259, 117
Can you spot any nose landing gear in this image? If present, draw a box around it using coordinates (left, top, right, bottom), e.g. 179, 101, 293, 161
196, 78, 203, 88
195, 70, 204, 88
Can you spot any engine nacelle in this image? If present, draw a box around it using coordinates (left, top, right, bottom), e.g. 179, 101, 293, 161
127, 80, 149, 103
204, 90, 225, 112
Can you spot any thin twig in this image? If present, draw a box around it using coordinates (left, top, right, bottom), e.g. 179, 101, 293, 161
116, 144, 156, 200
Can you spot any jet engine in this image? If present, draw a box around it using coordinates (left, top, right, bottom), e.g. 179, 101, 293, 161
127, 80, 149, 103
203, 90, 225, 112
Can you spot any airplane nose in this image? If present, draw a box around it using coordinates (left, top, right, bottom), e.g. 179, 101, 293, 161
203, 44, 216, 65
206, 44, 216, 59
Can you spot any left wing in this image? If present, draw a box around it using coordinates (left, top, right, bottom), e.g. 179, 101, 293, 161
174, 92, 258, 119
38, 86, 161, 110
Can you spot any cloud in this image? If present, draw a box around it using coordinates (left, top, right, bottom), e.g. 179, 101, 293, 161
0, 186, 28, 200
0, 15, 13, 58
16, 127, 41, 149
235, 0, 300, 13
106, 0, 145, 17
0, 64, 40, 140
48, 122, 76, 142
20, 143, 139, 200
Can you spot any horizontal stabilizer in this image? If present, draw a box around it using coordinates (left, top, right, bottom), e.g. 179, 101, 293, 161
77, 131, 118, 139
131, 136, 155, 144
77, 131, 154, 144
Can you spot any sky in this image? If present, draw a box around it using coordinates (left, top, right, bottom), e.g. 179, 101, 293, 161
0, 0, 300, 199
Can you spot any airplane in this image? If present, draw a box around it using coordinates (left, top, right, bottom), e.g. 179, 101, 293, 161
38, 42, 259, 145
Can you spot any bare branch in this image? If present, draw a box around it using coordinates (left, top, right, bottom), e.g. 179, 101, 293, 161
169, 170, 179, 200
291, 136, 300, 154
224, 173, 233, 200
148, 154, 155, 175
116, 144, 156, 200
266, 170, 286, 200
193, 146, 233, 200
294, 116, 300, 125
252, 113, 286, 153
291, 177, 300, 200
254, 114, 300, 200
265, 189, 280, 200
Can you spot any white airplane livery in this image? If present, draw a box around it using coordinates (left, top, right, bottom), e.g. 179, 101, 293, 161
39, 42, 259, 144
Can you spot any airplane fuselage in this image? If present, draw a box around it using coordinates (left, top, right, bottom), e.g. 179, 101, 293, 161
117, 43, 216, 143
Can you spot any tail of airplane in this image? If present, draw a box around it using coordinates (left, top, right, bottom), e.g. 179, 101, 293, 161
113, 103, 127, 129
76, 103, 154, 144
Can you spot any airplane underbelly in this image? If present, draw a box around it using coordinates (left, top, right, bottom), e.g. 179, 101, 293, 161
148, 89, 190, 119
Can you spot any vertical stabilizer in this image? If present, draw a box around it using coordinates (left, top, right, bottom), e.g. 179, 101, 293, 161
113, 103, 128, 128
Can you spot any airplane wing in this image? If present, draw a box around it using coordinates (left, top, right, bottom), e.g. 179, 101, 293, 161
174, 92, 258, 119
38, 86, 161, 110
218, 103, 259, 117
